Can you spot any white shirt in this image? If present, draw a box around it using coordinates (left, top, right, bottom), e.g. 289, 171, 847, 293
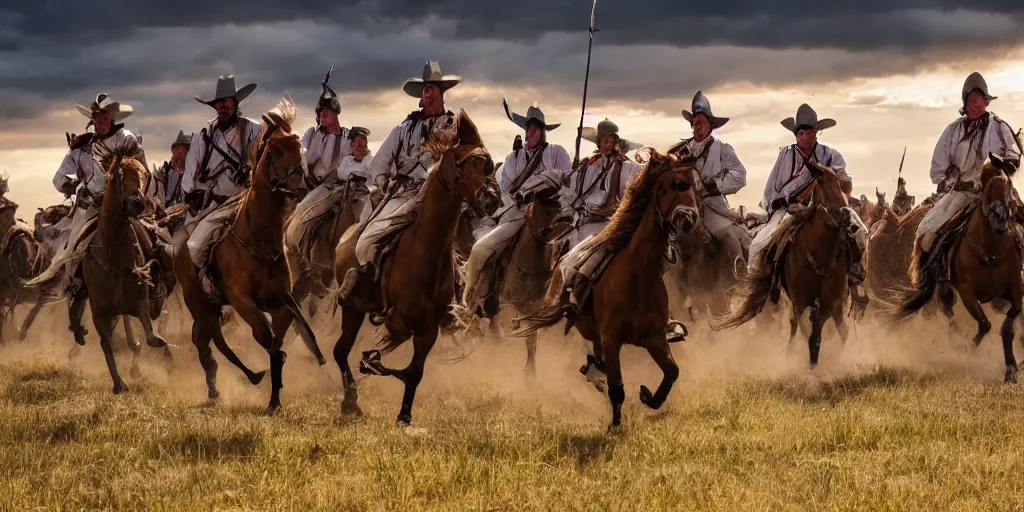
497, 143, 572, 197
368, 111, 457, 194
570, 152, 640, 212
53, 127, 146, 197
761, 143, 851, 212
301, 126, 351, 182
931, 112, 1021, 186
685, 137, 746, 215
182, 116, 262, 198
337, 154, 374, 182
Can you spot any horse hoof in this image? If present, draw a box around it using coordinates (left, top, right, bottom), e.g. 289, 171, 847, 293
341, 402, 363, 418
316, 356, 327, 366
130, 366, 142, 379
147, 335, 167, 348
207, 389, 220, 402
112, 383, 128, 395
396, 414, 412, 427
1005, 366, 1018, 384
267, 403, 282, 416
607, 423, 622, 435
249, 370, 268, 386
639, 385, 659, 409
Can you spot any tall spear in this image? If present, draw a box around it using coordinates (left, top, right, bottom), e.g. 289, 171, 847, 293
571, 0, 599, 170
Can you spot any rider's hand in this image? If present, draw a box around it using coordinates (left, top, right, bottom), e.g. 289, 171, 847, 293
701, 178, 720, 195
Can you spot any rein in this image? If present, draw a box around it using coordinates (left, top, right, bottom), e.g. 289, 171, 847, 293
436, 146, 492, 212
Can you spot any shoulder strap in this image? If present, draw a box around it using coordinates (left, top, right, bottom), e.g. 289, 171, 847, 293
508, 145, 548, 195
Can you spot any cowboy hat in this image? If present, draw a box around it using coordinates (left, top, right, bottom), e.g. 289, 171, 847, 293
962, 71, 997, 102
317, 67, 341, 115
780, 104, 836, 134
75, 93, 133, 122
403, 60, 461, 98
347, 126, 370, 141
681, 91, 728, 130
503, 99, 560, 131
171, 130, 191, 148
582, 118, 642, 152
195, 75, 258, 107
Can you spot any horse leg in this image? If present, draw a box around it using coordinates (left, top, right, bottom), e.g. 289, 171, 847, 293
122, 317, 143, 379
831, 304, 849, 344
17, 298, 44, 341
639, 340, 679, 411
788, 306, 805, 353
94, 314, 126, 394
524, 333, 537, 377
335, 308, 366, 417
393, 328, 439, 427
190, 321, 219, 400
68, 286, 88, 347
1000, 303, 1020, 383
210, 323, 267, 386
603, 340, 625, 433
957, 289, 991, 346
808, 303, 824, 368
266, 307, 296, 415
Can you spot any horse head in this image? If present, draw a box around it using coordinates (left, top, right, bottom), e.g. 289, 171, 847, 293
431, 110, 500, 217
646, 150, 699, 236
253, 96, 305, 198
807, 161, 848, 209
104, 155, 149, 218
981, 154, 1013, 236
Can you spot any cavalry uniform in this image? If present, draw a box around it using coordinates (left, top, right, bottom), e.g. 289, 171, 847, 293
43, 94, 146, 292
915, 72, 1021, 260
181, 75, 261, 270
748, 104, 868, 288
669, 92, 750, 260
461, 102, 571, 315
340, 61, 462, 303
566, 123, 641, 250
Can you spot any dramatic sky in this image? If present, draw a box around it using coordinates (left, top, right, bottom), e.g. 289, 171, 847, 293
1, 1, 1023, 213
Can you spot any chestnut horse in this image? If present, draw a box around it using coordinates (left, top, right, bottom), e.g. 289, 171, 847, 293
714, 162, 853, 367
894, 158, 1023, 382
173, 97, 326, 413
333, 110, 498, 426
0, 202, 46, 343
513, 150, 700, 431
82, 155, 169, 393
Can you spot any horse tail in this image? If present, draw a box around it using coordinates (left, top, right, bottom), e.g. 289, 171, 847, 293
891, 277, 936, 320
283, 292, 327, 365
709, 273, 773, 331
509, 299, 567, 338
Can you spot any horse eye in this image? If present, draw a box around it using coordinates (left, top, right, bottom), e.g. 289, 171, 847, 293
672, 181, 691, 192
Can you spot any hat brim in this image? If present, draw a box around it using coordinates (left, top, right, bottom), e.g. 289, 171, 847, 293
682, 110, 729, 129
76, 103, 133, 121
195, 83, 258, 107
403, 78, 461, 98
781, 117, 836, 134
583, 128, 641, 152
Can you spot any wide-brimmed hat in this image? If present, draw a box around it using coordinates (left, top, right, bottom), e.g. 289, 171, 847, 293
316, 67, 341, 115
403, 60, 461, 98
75, 93, 133, 122
582, 118, 642, 152
780, 104, 836, 134
348, 126, 370, 141
681, 91, 728, 130
195, 75, 258, 107
962, 72, 997, 102
503, 99, 560, 131
171, 130, 191, 149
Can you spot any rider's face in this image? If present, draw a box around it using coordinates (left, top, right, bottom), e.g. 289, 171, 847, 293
524, 123, 545, 150
691, 114, 711, 142
796, 128, 817, 153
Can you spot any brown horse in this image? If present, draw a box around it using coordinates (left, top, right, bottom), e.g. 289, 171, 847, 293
0, 202, 46, 343
173, 97, 326, 413
81, 155, 170, 393
865, 203, 931, 304
714, 162, 853, 367
895, 158, 1024, 382
333, 110, 498, 426
512, 150, 700, 431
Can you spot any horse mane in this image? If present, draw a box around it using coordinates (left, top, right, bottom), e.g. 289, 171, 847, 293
587, 149, 683, 254
248, 95, 298, 168
980, 160, 1006, 186
422, 110, 481, 162
100, 153, 148, 189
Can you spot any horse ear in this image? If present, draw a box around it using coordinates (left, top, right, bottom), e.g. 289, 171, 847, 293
456, 109, 483, 147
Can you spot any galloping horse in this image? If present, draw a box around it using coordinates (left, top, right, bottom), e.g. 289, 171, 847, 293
865, 202, 931, 304
333, 110, 498, 426
0, 201, 46, 343
714, 161, 853, 367
895, 157, 1023, 382
173, 97, 326, 413
513, 150, 700, 431
82, 155, 169, 393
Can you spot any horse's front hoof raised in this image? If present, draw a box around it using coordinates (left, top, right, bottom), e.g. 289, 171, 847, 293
639, 385, 661, 410
147, 335, 167, 348
1005, 365, 1018, 384
249, 370, 268, 386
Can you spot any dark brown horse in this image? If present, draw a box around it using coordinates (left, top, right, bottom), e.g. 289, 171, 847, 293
513, 150, 700, 431
0, 202, 46, 343
895, 158, 1024, 382
81, 155, 169, 393
333, 110, 498, 426
174, 97, 326, 413
714, 161, 853, 367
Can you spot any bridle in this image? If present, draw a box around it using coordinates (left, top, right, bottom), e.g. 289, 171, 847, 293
436, 145, 494, 215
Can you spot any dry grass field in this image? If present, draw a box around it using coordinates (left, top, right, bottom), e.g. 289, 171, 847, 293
2, 300, 1024, 511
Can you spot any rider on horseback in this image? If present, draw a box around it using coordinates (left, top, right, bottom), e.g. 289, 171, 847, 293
914, 72, 1022, 283
459, 101, 572, 317
668, 91, 750, 263
749, 103, 869, 309
181, 75, 263, 293
338, 61, 461, 311
148, 131, 191, 208
891, 176, 916, 217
